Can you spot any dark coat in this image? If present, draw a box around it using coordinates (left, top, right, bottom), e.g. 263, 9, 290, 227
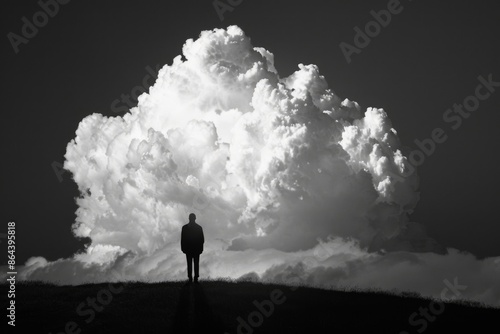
181, 222, 204, 255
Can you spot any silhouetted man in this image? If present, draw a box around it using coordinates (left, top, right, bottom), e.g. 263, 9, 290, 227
181, 213, 204, 284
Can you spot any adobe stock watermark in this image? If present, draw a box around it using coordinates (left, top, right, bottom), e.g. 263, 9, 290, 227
225, 274, 302, 334
7, 0, 71, 54
49, 270, 125, 334
213, 0, 244, 21
52, 160, 69, 183
52, 64, 163, 181
188, 155, 227, 213
339, 0, 412, 64
0, 233, 7, 244
399, 277, 467, 334
110, 64, 162, 114
388, 73, 499, 184
302, 240, 337, 268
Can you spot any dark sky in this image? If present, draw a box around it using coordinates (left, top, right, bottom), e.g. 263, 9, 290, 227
2, 0, 500, 265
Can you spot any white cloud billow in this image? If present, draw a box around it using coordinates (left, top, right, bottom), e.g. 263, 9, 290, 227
15, 26, 500, 307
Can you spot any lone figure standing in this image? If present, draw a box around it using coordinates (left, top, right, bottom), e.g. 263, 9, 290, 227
181, 213, 204, 283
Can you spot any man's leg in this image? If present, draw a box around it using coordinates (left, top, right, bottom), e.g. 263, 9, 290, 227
186, 254, 193, 282
193, 254, 200, 282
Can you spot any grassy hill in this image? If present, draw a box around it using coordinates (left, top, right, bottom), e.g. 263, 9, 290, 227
3, 280, 498, 333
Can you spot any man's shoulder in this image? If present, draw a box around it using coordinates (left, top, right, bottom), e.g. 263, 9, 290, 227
183, 222, 203, 230
182, 223, 201, 228
190, 223, 203, 231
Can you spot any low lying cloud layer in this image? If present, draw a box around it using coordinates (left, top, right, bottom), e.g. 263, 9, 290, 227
12, 26, 500, 306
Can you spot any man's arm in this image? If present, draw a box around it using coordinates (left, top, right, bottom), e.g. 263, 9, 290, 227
181, 226, 185, 253
200, 226, 204, 253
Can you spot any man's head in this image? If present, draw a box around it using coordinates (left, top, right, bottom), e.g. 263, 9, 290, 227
189, 213, 196, 222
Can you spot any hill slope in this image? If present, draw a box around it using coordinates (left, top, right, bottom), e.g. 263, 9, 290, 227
3, 280, 498, 333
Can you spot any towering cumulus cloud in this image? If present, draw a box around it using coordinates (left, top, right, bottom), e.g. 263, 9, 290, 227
18, 26, 500, 306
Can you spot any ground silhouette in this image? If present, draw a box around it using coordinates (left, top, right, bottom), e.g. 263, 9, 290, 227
4, 280, 499, 333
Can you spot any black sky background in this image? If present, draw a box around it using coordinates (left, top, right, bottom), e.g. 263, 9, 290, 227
1, 0, 500, 266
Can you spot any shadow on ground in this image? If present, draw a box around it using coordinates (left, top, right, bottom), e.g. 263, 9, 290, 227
172, 283, 225, 333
